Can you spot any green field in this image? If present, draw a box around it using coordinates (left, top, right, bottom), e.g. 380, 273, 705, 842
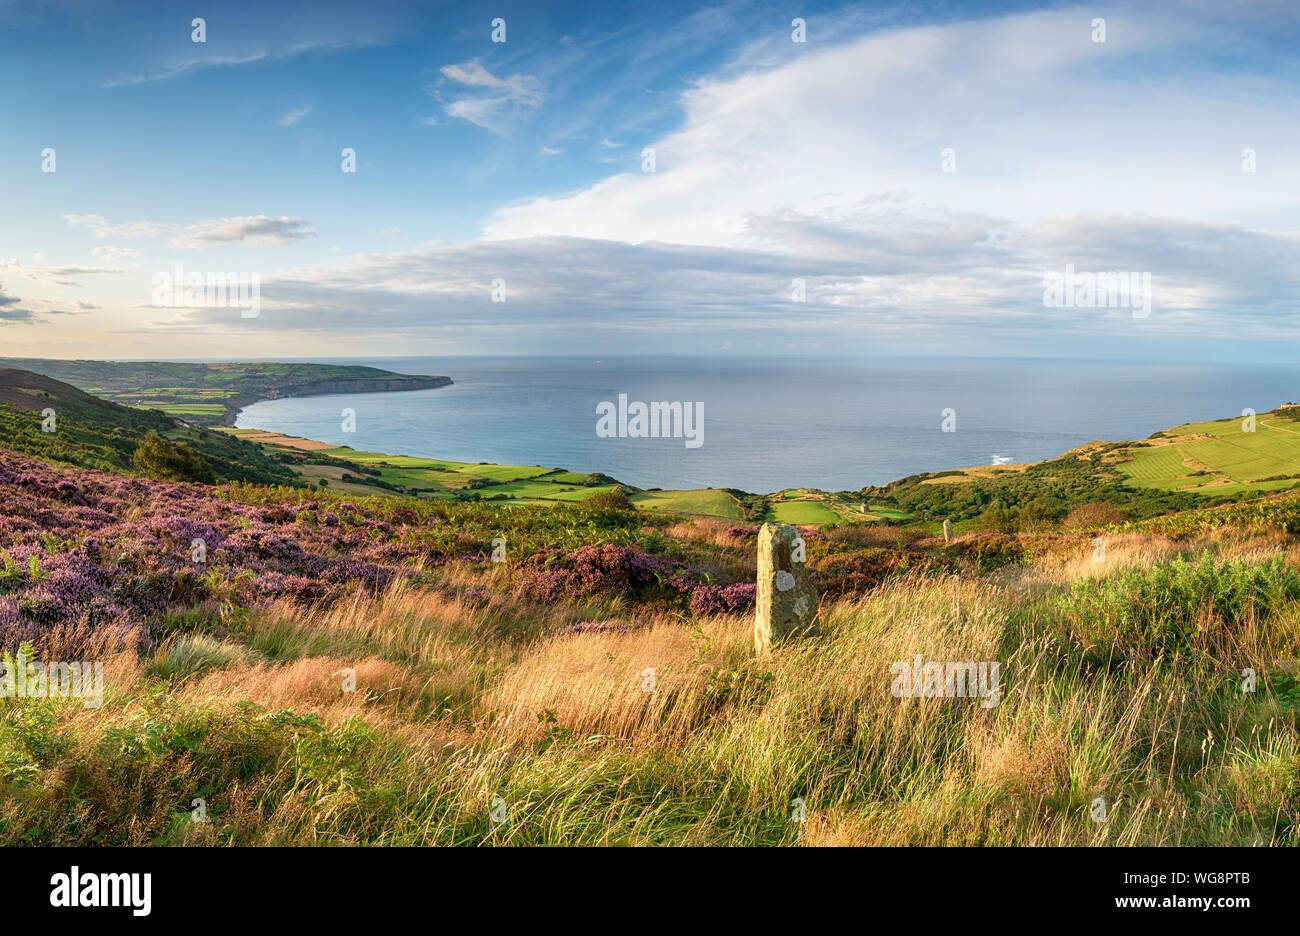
770, 499, 842, 524
222, 432, 623, 506
1118, 412, 1300, 494
151, 403, 229, 417
630, 489, 743, 519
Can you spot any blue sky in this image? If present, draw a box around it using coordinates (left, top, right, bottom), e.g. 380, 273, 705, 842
1, 0, 1298, 361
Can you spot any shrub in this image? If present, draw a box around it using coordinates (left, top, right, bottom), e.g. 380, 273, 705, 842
133, 432, 215, 484
812, 547, 950, 594
1062, 502, 1129, 530
1053, 554, 1300, 659
586, 488, 635, 511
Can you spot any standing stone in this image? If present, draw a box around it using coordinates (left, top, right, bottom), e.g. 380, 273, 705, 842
942, 519, 953, 543
859, 503, 867, 513
755, 523, 819, 655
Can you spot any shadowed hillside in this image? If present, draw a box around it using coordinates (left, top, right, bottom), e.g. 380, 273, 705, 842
0, 368, 298, 485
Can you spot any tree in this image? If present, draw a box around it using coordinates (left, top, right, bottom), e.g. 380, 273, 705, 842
586, 487, 635, 511
133, 431, 215, 484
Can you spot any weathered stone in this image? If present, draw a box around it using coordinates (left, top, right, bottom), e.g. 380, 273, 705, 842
755, 522, 819, 655
942, 519, 953, 543
860, 503, 867, 513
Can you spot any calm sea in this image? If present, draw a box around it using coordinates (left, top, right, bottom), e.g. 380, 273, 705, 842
234, 357, 1300, 494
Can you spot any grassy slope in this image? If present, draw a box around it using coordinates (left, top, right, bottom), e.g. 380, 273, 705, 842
0, 369, 297, 485
221, 429, 617, 504
1119, 410, 1300, 493
3, 450, 1299, 845
227, 408, 1300, 529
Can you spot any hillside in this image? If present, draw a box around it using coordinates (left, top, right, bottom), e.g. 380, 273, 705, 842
1, 432, 1298, 846
0, 358, 452, 427
0, 368, 298, 485
862, 407, 1300, 534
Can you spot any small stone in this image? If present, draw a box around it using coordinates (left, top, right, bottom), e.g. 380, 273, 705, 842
943, 519, 953, 543
755, 522, 819, 655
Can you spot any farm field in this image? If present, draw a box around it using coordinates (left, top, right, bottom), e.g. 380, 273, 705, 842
630, 489, 744, 519
1117, 410, 1300, 493
770, 499, 843, 525
221, 429, 620, 506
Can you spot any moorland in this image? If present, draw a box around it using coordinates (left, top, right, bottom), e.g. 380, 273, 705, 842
0, 361, 1297, 846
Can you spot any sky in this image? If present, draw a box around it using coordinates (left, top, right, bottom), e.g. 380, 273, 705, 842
1, 0, 1298, 362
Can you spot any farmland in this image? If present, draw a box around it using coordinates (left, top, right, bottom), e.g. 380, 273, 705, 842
0, 359, 452, 427
1117, 410, 1300, 494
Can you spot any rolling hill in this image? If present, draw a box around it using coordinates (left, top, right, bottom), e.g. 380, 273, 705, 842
0, 368, 299, 485
0, 358, 452, 427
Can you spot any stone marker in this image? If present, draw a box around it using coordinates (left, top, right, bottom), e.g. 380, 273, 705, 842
860, 503, 867, 513
755, 522, 819, 655
942, 519, 953, 543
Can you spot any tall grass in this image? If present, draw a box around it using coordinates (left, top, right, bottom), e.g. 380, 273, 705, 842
1, 543, 1298, 845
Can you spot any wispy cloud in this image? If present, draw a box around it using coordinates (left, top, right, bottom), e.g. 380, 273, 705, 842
103, 34, 385, 88
276, 105, 313, 127
173, 216, 316, 249
91, 246, 140, 261
66, 214, 315, 249
435, 61, 546, 133
104, 50, 272, 88
64, 215, 172, 241
0, 259, 126, 287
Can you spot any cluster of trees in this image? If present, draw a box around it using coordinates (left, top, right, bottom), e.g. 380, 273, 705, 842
723, 489, 771, 522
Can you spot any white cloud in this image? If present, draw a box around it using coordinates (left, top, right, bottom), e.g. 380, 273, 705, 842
485, 5, 1300, 248
277, 105, 313, 127
435, 60, 546, 133
0, 258, 126, 286
104, 51, 271, 87
65, 214, 315, 249
65, 214, 173, 241
91, 245, 140, 261
164, 210, 1300, 349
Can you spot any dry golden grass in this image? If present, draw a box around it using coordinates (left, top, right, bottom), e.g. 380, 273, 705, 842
5, 529, 1300, 846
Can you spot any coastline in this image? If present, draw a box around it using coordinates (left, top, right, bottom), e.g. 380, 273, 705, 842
218, 375, 453, 427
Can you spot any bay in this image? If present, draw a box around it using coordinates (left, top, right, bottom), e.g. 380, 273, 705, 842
235, 356, 1299, 493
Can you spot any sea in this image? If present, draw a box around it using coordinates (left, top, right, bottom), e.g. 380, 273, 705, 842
234, 356, 1300, 494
